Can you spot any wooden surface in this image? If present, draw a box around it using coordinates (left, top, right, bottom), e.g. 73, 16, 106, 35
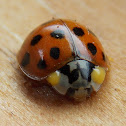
0, 0, 126, 125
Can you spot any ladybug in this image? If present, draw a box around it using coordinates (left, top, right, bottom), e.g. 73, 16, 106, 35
17, 19, 109, 100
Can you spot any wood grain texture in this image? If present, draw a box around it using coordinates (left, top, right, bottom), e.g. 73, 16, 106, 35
0, 0, 126, 125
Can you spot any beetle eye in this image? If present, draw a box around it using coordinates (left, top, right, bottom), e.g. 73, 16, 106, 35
91, 66, 106, 85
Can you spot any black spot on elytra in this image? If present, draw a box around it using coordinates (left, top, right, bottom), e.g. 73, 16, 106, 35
37, 59, 47, 69
88, 29, 96, 37
87, 43, 97, 55
21, 52, 30, 67
50, 30, 64, 39
73, 27, 84, 36
31, 35, 42, 46
102, 52, 106, 61
50, 47, 60, 59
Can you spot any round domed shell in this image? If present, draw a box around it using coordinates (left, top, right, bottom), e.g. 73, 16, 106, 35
17, 19, 108, 80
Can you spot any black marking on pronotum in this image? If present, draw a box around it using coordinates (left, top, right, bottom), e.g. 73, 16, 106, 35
88, 76, 91, 82
88, 61, 95, 75
69, 69, 79, 84
31, 35, 42, 46
50, 30, 65, 39
59, 65, 70, 76
59, 65, 79, 84
87, 43, 97, 55
50, 47, 60, 59
73, 27, 85, 36
37, 59, 47, 69
21, 52, 30, 67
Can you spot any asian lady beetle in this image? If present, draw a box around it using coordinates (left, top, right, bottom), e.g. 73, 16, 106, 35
17, 19, 109, 100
